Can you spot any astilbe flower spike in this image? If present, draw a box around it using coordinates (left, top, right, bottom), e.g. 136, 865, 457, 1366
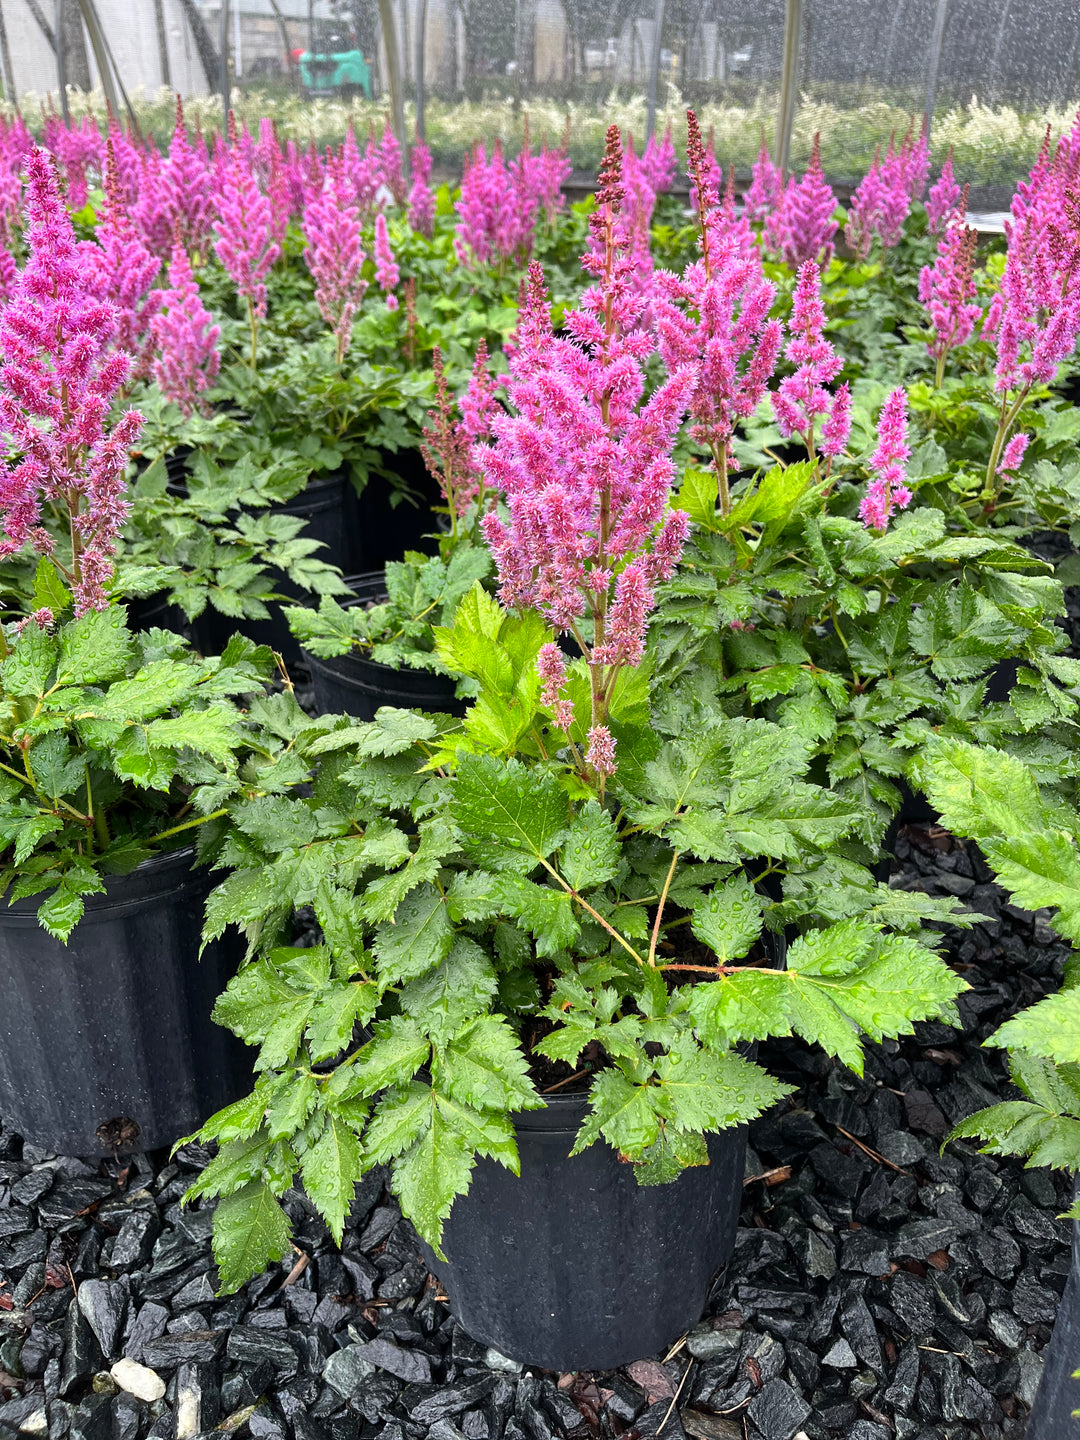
407, 137, 435, 237
477, 125, 695, 796
919, 207, 980, 385
771, 261, 849, 462
997, 431, 1029, 477
164, 95, 212, 260
374, 212, 400, 308
653, 109, 783, 513
85, 137, 162, 379
303, 150, 366, 362
213, 112, 281, 369
843, 126, 926, 258
926, 151, 964, 233
844, 147, 888, 260
981, 153, 1080, 503
420, 343, 495, 536
150, 236, 220, 416
859, 387, 912, 531
744, 133, 782, 223
765, 134, 837, 270
0, 149, 143, 614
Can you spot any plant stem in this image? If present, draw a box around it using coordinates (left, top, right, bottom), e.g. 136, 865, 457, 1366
147, 807, 229, 845
984, 388, 1028, 501
247, 297, 259, 372
648, 849, 679, 968
538, 855, 645, 967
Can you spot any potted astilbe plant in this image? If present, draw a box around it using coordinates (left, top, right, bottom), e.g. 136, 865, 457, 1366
652, 114, 1079, 848
190, 130, 969, 1370
0, 150, 277, 1157
285, 346, 493, 717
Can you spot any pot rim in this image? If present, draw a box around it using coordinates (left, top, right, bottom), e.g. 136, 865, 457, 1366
0, 844, 203, 926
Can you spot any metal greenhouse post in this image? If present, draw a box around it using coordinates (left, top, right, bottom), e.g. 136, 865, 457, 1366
415, 0, 428, 142
775, 0, 801, 178
644, 0, 664, 139
377, 0, 406, 154
923, 0, 948, 142
219, 0, 230, 118
153, 0, 171, 88
54, 0, 68, 122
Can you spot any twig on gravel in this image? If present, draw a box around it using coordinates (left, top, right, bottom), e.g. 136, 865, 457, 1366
743, 1165, 792, 1186
282, 1249, 310, 1286
656, 1357, 693, 1434
833, 1124, 911, 1176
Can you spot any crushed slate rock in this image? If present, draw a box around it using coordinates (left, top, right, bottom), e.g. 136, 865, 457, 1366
0, 823, 1073, 1440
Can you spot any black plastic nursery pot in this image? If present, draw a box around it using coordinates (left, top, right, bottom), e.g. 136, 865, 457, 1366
348, 449, 442, 573
418, 1091, 748, 1372
1026, 1200, 1080, 1435
189, 471, 354, 667
0, 848, 250, 1158
304, 571, 467, 720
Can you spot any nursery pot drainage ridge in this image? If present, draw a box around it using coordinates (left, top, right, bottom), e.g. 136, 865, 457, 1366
0, 847, 250, 1157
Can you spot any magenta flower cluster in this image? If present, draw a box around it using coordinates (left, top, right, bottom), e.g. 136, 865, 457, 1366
454, 135, 571, 267
764, 135, 838, 270
926, 152, 965, 234
0, 149, 143, 613
859, 388, 912, 531
303, 150, 367, 361
213, 115, 281, 326
374, 212, 400, 308
407, 138, 435, 238
84, 138, 162, 380
654, 111, 783, 500
476, 128, 693, 786
150, 240, 221, 415
919, 219, 980, 379
844, 129, 928, 260
771, 261, 851, 461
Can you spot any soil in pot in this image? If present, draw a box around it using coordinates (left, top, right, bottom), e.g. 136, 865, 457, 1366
0, 848, 250, 1158
304, 571, 467, 720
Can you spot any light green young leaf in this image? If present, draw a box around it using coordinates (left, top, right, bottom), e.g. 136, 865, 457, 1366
571, 1068, 660, 1160
399, 937, 498, 1046
373, 882, 454, 983
354, 1016, 431, 1094
451, 754, 568, 873
364, 1082, 433, 1164
433, 1014, 541, 1112
56, 606, 132, 685
990, 988, 1080, 1065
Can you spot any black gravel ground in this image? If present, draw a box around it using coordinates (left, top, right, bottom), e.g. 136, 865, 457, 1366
0, 824, 1072, 1440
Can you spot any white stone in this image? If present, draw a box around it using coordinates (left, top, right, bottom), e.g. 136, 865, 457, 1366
110, 1357, 166, 1403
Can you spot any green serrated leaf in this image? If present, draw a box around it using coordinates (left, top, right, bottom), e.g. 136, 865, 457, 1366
212, 1181, 292, 1294
300, 1112, 364, 1244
